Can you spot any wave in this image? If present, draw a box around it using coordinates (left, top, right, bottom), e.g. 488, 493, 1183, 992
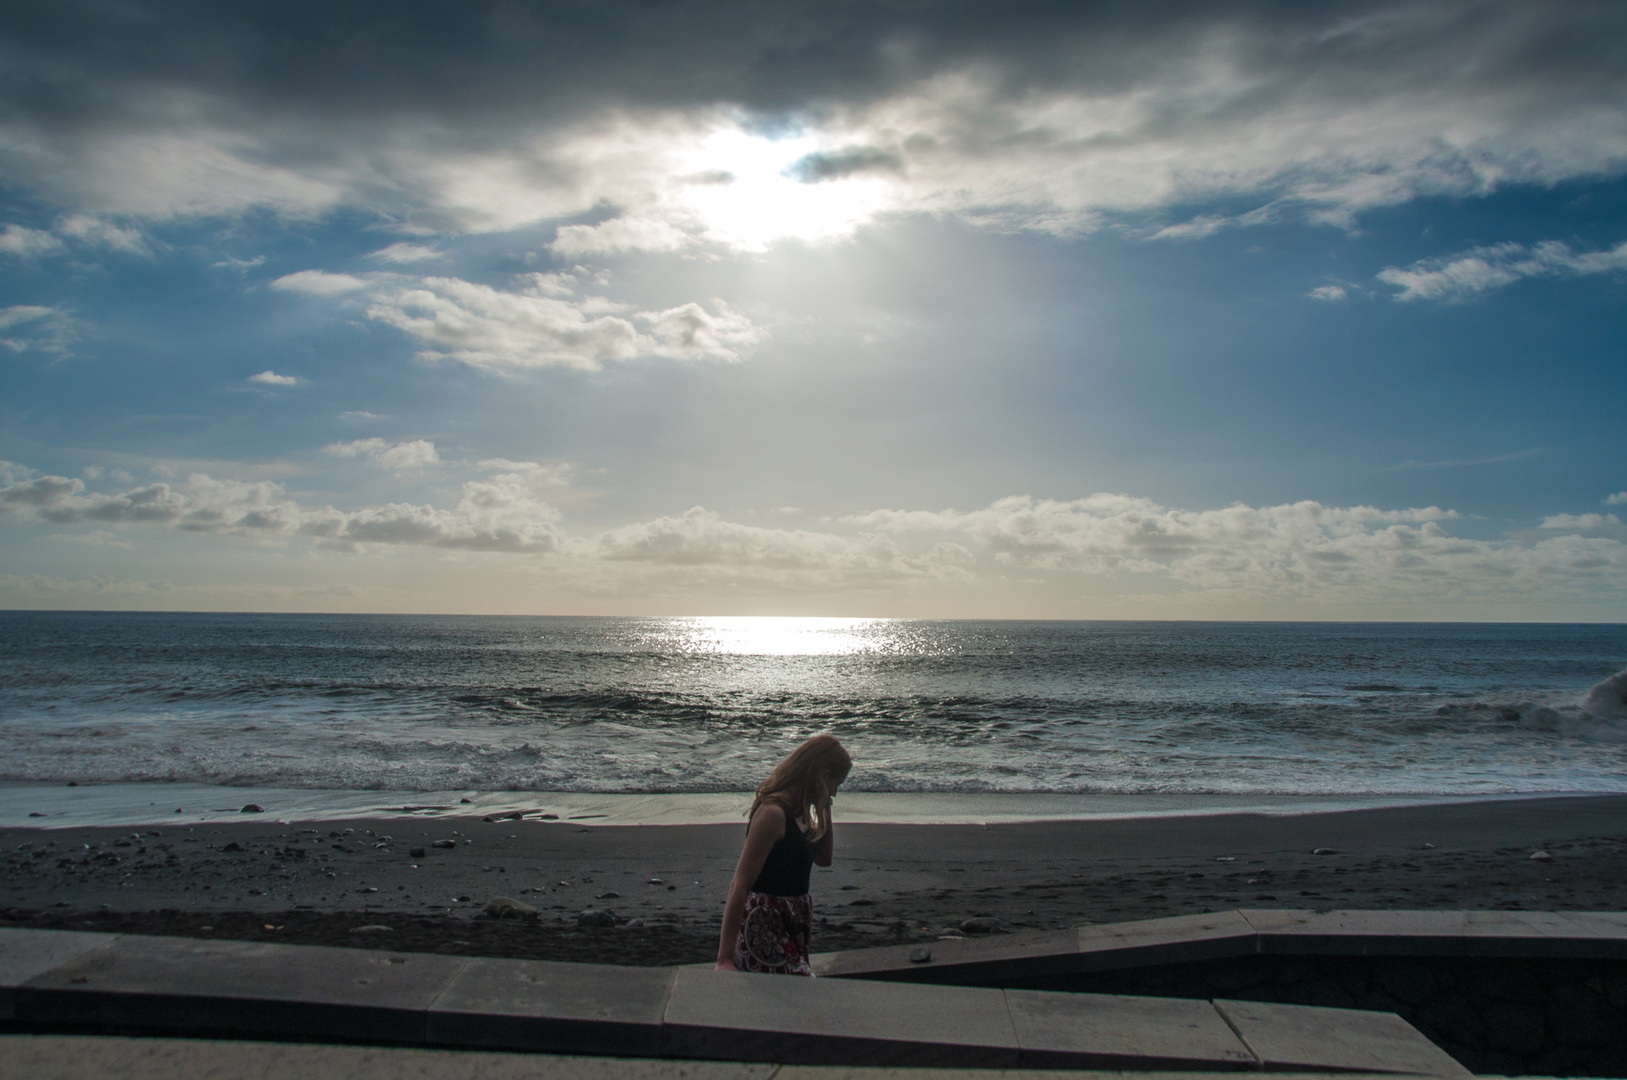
1435, 666, 1627, 744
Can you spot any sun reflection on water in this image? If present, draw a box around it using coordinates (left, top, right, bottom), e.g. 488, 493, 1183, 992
672, 616, 898, 656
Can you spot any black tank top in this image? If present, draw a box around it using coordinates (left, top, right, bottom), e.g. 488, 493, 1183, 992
748, 806, 815, 896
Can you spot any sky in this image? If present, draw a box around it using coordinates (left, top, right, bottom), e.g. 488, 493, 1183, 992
0, 0, 1624, 620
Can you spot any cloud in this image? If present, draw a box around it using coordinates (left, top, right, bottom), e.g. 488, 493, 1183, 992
1148, 216, 1232, 242
211, 254, 266, 272
1378, 239, 1627, 301
0, 224, 64, 257
270, 270, 368, 296
337, 410, 386, 422
1308, 285, 1347, 301
551, 217, 690, 257
1607, 492, 1627, 506
0, 469, 558, 554
5, 459, 1627, 603
594, 506, 973, 586
784, 146, 904, 183
0, 305, 77, 355
247, 370, 298, 386
56, 214, 150, 256
323, 438, 441, 470
2, 4, 1623, 245
362, 273, 761, 370
1540, 513, 1619, 530
1379, 448, 1543, 472
477, 458, 574, 486
367, 242, 441, 264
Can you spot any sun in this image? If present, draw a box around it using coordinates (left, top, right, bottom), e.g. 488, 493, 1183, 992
674, 127, 894, 250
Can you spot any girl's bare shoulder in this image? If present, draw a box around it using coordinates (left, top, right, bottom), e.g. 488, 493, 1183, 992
749, 799, 789, 833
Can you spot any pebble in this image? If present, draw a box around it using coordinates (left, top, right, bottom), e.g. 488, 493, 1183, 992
1530, 850, 1552, 860
409, 847, 427, 858
240, 804, 264, 813
959, 916, 1004, 935
909, 946, 932, 963
432, 839, 457, 849
1312, 848, 1338, 855
577, 908, 620, 927
350, 924, 393, 934
485, 896, 540, 920
596, 891, 621, 899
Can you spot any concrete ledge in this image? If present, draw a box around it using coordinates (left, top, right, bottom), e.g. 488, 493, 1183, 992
0, 928, 118, 1021
21, 933, 469, 1043
811, 908, 1627, 984
1214, 999, 1474, 1078
662, 968, 1020, 1067
1240, 909, 1627, 959
1006, 988, 1255, 1071
0, 1034, 1465, 1080
0, 925, 1474, 1074
428, 956, 675, 1057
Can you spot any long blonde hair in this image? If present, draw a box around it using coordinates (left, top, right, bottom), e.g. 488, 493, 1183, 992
748, 734, 851, 843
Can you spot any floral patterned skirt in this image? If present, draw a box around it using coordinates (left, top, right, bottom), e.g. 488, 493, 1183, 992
734, 891, 813, 975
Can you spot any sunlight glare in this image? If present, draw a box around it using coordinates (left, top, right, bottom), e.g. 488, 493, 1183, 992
675, 128, 893, 250
678, 616, 892, 656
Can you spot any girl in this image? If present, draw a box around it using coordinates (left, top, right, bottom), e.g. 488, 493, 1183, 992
715, 734, 851, 974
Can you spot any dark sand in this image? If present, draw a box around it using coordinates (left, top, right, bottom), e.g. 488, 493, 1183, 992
3, 795, 1624, 966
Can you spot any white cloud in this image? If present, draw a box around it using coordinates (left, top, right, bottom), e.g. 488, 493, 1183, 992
211, 254, 266, 272
337, 410, 386, 422
1378, 239, 1627, 301
551, 217, 691, 257
54, 129, 346, 219
247, 370, 298, 386
477, 458, 574, 486
56, 214, 149, 256
594, 506, 974, 586
6, 457, 1627, 605
271, 269, 368, 296
0, 305, 76, 355
1607, 492, 1627, 506
324, 438, 440, 470
1147, 216, 1230, 242
0, 224, 64, 257
367, 242, 441, 264
638, 301, 762, 361
0, 469, 558, 554
1308, 285, 1347, 301
1541, 513, 1619, 530
362, 273, 761, 370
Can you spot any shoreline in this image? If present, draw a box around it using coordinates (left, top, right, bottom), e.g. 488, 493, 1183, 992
3, 793, 1625, 967
1, 780, 1610, 829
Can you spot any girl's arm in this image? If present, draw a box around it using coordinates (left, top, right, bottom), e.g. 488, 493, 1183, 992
715, 802, 786, 970
812, 795, 835, 867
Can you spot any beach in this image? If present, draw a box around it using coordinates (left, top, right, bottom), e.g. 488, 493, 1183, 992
4, 794, 1624, 966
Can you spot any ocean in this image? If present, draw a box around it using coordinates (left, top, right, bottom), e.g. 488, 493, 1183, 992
2, 614, 1624, 827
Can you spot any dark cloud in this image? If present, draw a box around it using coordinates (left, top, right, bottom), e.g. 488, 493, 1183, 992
6, 1, 1623, 127
785, 145, 904, 183
1, 2, 1624, 231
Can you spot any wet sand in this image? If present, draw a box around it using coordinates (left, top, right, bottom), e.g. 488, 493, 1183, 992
3, 795, 1624, 966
